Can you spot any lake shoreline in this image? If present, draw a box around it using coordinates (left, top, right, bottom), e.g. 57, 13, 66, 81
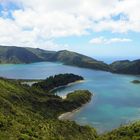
1, 62, 140, 133
50, 80, 85, 93
58, 94, 94, 120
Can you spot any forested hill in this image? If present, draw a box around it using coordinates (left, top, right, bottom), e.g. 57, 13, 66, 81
1, 74, 140, 139
0, 45, 56, 63
32, 73, 84, 91
0, 45, 110, 71
0, 74, 96, 140
0, 45, 140, 74
110, 60, 140, 74
48, 50, 110, 71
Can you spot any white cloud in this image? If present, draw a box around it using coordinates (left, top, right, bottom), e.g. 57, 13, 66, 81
89, 37, 132, 45
0, 0, 139, 49
0, 17, 68, 50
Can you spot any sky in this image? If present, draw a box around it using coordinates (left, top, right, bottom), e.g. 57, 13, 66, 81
0, 0, 140, 60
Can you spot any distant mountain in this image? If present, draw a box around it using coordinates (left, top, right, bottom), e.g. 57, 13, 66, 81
0, 45, 56, 63
0, 45, 41, 63
26, 47, 56, 61
0, 45, 140, 74
110, 60, 140, 74
49, 50, 110, 71
0, 45, 110, 71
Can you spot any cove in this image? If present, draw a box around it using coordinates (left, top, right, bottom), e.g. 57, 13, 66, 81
0, 62, 140, 133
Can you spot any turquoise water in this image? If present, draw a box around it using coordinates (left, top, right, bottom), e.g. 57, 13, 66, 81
0, 62, 140, 133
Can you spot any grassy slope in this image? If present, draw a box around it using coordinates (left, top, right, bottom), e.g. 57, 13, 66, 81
50, 50, 110, 71
0, 46, 42, 63
98, 122, 140, 140
0, 78, 97, 140
1, 45, 140, 74
1, 78, 140, 139
26, 47, 56, 61
110, 60, 140, 74
0, 45, 110, 71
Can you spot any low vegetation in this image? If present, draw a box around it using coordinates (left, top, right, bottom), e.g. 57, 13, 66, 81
97, 122, 140, 140
1, 73, 140, 140
0, 74, 97, 140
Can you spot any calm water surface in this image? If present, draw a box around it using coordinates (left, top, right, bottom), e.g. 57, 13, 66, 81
0, 62, 140, 133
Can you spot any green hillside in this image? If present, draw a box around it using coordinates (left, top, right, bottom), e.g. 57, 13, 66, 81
0, 45, 110, 71
1, 74, 140, 139
0, 75, 97, 140
26, 47, 56, 61
0, 46, 42, 63
98, 122, 140, 140
110, 60, 140, 74
49, 50, 110, 71
1, 45, 140, 74
32, 73, 83, 91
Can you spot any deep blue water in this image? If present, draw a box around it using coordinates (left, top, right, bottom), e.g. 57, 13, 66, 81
0, 62, 140, 133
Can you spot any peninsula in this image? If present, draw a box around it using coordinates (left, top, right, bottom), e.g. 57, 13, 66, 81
1, 74, 140, 139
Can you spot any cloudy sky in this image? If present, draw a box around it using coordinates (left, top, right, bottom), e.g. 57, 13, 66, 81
0, 0, 140, 59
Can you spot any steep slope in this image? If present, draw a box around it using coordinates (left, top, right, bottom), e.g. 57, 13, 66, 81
110, 60, 140, 74
26, 47, 56, 61
1, 45, 140, 74
49, 50, 110, 71
0, 45, 56, 63
98, 122, 140, 140
0, 45, 110, 71
1, 76, 140, 139
0, 45, 43, 63
0, 76, 97, 140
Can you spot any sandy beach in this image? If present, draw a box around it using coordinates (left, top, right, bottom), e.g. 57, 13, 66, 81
50, 80, 85, 93
58, 107, 82, 120
67, 80, 85, 86
58, 93, 94, 120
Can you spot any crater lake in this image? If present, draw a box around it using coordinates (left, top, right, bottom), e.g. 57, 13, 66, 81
0, 62, 140, 133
